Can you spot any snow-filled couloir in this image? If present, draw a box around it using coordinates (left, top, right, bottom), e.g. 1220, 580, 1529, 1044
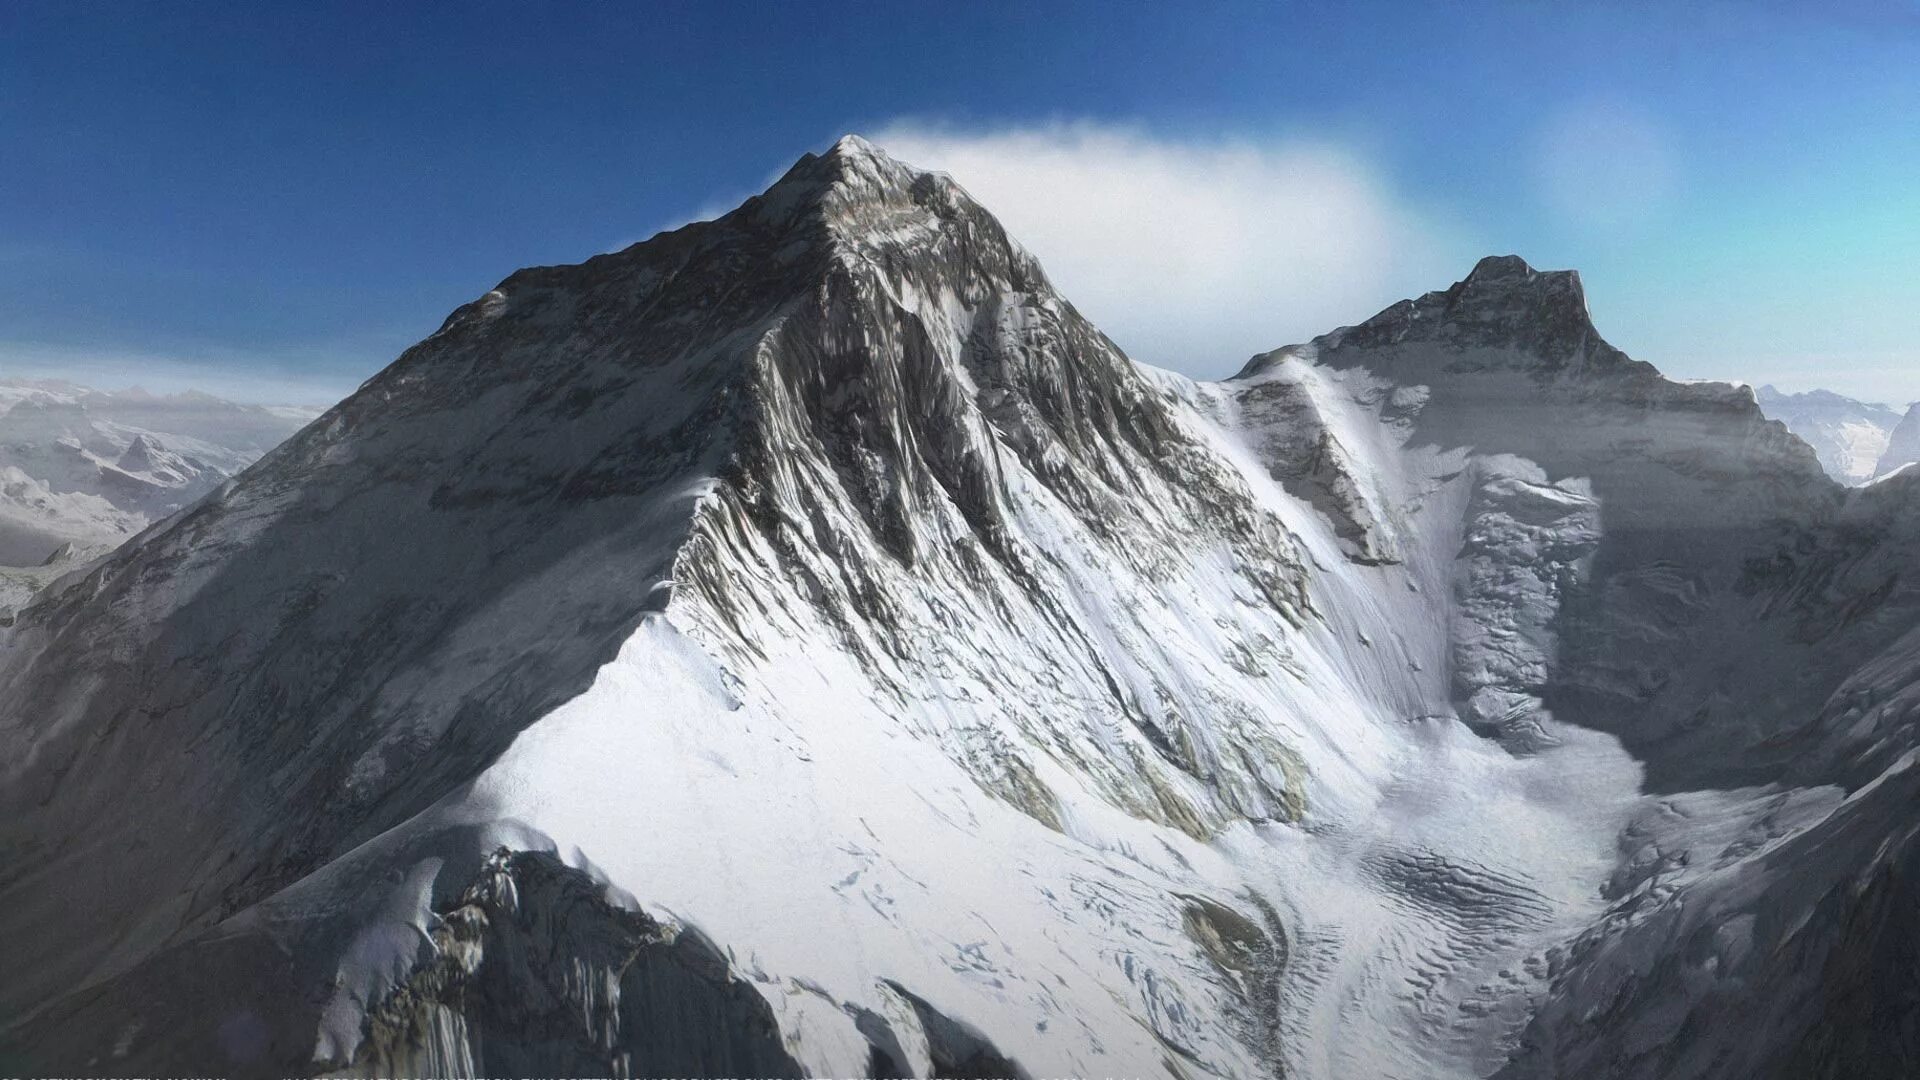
5, 136, 1920, 1080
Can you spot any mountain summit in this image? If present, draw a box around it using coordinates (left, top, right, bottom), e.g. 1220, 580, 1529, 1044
5, 138, 1920, 1080
1320, 253, 1615, 370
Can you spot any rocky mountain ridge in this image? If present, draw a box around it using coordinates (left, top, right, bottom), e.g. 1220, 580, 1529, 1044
3, 137, 1918, 1080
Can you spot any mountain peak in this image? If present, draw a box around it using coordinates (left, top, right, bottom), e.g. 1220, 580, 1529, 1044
1447, 253, 1588, 320
743, 134, 937, 230
806, 131, 916, 185
719, 133, 1051, 304
1461, 252, 1541, 283
815, 132, 935, 204
825, 132, 888, 162
12, 128, 1920, 1080
1316, 253, 1612, 373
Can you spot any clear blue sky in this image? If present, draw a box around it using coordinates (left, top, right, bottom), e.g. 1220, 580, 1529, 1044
2, 1, 1916, 404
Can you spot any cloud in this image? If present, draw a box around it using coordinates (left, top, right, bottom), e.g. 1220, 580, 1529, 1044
868, 120, 1473, 376
1532, 102, 1678, 235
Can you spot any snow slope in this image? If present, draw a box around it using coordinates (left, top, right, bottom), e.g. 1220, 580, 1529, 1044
4, 138, 1920, 1079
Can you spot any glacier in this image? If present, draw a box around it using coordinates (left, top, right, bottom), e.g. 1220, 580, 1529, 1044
3, 136, 1919, 1079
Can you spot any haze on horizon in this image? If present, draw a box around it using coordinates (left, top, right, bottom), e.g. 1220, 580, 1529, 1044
1, 0, 1915, 407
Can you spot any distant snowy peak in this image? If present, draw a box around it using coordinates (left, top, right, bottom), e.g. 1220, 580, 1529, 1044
1755, 384, 1903, 485
0, 379, 319, 568
0, 379, 321, 451
1878, 401, 1920, 478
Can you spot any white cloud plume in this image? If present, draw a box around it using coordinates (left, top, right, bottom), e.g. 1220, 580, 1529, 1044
869, 120, 1474, 377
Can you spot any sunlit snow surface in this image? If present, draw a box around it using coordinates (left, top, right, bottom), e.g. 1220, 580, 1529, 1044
7, 139, 1920, 1080
340, 349, 1651, 1078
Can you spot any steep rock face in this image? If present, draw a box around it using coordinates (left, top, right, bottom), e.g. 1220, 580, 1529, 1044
0, 137, 1324, 1078
676, 140, 1315, 838
1495, 467, 1920, 1079
1222, 350, 1410, 566
5, 141, 1920, 1080
1274, 258, 1920, 1078
1283, 256, 1891, 791
0, 202, 773, 1051
336, 849, 806, 1079
1221, 255, 1920, 1077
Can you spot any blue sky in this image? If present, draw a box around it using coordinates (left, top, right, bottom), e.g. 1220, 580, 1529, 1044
1, 1, 1916, 405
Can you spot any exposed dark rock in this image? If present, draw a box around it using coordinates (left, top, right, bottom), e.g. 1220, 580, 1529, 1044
340, 849, 803, 1079
883, 981, 1031, 1080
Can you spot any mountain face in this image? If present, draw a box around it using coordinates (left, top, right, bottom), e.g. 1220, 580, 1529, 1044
0, 381, 319, 608
1753, 385, 1905, 486
1877, 402, 1920, 479
4, 137, 1920, 1080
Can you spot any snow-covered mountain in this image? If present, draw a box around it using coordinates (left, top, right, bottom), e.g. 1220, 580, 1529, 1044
1753, 384, 1905, 485
5, 137, 1919, 1079
1876, 402, 1920, 479
0, 381, 319, 607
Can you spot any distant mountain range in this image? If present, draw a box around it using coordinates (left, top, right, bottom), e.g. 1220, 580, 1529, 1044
1879, 400, 1920, 479
1754, 384, 1918, 484
0, 380, 318, 607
